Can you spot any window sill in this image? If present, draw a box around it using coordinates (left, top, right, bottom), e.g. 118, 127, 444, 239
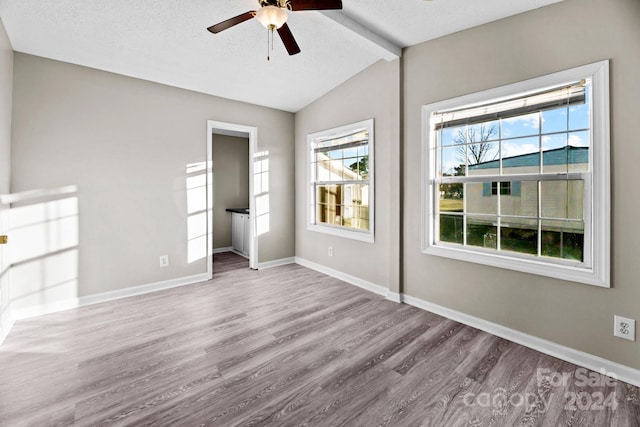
308, 224, 374, 243
423, 244, 608, 288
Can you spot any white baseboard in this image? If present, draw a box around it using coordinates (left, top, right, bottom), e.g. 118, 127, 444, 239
386, 291, 402, 303
213, 246, 233, 254
11, 273, 210, 320
402, 294, 640, 388
294, 257, 388, 297
258, 257, 295, 269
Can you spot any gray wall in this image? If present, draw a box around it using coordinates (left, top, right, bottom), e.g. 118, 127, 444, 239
403, 0, 640, 369
11, 53, 294, 300
295, 59, 401, 293
213, 134, 249, 249
294, 0, 640, 371
0, 18, 12, 340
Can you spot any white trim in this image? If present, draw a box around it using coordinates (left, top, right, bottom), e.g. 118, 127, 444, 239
307, 119, 375, 243
386, 291, 402, 303
402, 293, 640, 388
422, 60, 610, 287
307, 224, 374, 243
11, 273, 209, 320
213, 246, 233, 254
294, 257, 387, 297
257, 257, 295, 269
207, 120, 259, 276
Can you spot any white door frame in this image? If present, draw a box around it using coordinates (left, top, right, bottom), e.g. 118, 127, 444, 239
207, 120, 258, 278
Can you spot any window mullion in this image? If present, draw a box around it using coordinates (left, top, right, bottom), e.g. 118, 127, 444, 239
537, 180, 542, 257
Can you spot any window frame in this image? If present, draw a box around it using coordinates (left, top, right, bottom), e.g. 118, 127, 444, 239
308, 119, 375, 243
422, 61, 610, 287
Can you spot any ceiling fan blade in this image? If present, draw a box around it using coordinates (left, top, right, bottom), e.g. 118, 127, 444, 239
289, 0, 342, 11
207, 11, 256, 34
277, 23, 301, 55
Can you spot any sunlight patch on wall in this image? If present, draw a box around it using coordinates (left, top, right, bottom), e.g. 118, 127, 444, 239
254, 151, 270, 236
186, 162, 209, 263
7, 190, 79, 317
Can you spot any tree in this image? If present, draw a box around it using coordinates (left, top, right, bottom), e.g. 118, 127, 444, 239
455, 123, 498, 165
349, 155, 369, 179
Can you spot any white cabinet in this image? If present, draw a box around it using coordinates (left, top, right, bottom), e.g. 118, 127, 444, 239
231, 212, 250, 256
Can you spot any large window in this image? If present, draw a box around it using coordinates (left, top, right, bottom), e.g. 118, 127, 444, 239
308, 119, 374, 242
423, 61, 610, 287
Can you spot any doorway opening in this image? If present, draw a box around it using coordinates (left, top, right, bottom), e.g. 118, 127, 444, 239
207, 121, 258, 278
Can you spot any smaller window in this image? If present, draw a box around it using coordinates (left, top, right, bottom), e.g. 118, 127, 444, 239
490, 182, 511, 196
308, 119, 374, 242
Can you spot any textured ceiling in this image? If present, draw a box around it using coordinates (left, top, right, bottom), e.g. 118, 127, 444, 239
0, 0, 563, 112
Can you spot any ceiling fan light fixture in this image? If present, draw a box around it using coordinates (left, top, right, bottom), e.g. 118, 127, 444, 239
255, 5, 287, 30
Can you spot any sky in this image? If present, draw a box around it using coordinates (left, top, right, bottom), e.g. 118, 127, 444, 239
437, 99, 590, 176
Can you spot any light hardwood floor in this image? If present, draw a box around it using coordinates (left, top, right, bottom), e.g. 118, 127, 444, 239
1, 252, 638, 426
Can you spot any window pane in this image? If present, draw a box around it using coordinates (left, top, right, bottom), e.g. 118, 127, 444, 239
342, 204, 369, 231
343, 147, 358, 158
468, 121, 499, 143
542, 133, 567, 151
441, 146, 465, 177
568, 131, 589, 172
326, 148, 343, 159
466, 142, 499, 176
541, 219, 584, 261
439, 214, 463, 244
343, 158, 358, 180
501, 181, 537, 217
352, 155, 369, 180
316, 160, 330, 181
501, 136, 540, 175
501, 113, 540, 138
541, 180, 584, 220
316, 185, 341, 225
467, 216, 497, 249
541, 107, 568, 134
316, 202, 328, 224
500, 217, 538, 255
542, 133, 568, 174
569, 85, 590, 131
439, 183, 464, 213
466, 182, 496, 215
441, 126, 464, 147
342, 183, 369, 231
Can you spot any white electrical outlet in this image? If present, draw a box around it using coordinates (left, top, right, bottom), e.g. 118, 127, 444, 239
328, 246, 334, 257
159, 255, 169, 268
614, 315, 635, 341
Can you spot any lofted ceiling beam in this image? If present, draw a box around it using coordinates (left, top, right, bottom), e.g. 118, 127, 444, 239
318, 10, 402, 61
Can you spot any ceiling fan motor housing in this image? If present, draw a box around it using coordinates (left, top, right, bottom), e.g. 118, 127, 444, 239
259, 0, 292, 10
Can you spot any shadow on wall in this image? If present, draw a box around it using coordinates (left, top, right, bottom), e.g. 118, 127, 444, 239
3, 186, 79, 319
254, 151, 270, 236
186, 162, 208, 264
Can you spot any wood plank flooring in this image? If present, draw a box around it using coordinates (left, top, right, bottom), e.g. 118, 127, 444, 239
1, 251, 638, 426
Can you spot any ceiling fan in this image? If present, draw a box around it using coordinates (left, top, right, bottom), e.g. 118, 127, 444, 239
207, 0, 343, 57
